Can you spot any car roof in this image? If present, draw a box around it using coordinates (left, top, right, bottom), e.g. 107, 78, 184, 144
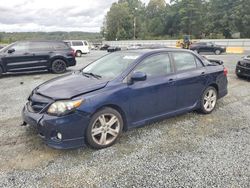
65, 40, 87, 42
125, 48, 194, 55
16, 40, 65, 43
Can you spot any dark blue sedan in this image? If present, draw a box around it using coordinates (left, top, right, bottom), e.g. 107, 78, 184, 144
22, 49, 228, 149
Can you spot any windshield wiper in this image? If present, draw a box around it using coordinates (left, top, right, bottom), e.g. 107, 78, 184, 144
82, 72, 102, 79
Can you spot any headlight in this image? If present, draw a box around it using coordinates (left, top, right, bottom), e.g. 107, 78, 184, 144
47, 99, 83, 116
238, 61, 244, 66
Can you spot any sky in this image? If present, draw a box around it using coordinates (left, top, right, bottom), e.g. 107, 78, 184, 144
0, 0, 169, 33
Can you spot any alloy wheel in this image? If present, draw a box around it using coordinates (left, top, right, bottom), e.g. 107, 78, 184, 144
52, 59, 66, 73
215, 50, 221, 55
91, 113, 121, 146
203, 89, 217, 112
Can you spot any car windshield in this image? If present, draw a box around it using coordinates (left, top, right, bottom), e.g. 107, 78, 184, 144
82, 52, 141, 79
0, 43, 13, 53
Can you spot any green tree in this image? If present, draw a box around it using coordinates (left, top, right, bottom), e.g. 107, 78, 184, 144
146, 0, 166, 36
105, 2, 133, 40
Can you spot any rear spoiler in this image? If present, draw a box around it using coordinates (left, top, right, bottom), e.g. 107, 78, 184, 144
208, 59, 224, 65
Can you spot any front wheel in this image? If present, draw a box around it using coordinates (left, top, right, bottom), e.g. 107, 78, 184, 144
86, 108, 123, 149
199, 86, 218, 114
51, 59, 67, 74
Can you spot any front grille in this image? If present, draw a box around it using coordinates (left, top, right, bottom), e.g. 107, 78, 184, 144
246, 63, 250, 68
28, 92, 52, 113
238, 60, 250, 68
28, 101, 48, 113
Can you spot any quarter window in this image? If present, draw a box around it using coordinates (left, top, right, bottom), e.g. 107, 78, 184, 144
172, 52, 197, 71
134, 53, 172, 78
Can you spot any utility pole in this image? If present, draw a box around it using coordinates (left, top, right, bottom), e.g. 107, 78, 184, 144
133, 7, 138, 40
133, 17, 136, 40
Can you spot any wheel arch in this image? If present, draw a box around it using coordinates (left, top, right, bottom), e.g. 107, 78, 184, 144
93, 104, 128, 131
76, 49, 82, 53
208, 83, 219, 93
49, 56, 68, 67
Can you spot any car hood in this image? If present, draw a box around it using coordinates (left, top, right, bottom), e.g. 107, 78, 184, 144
36, 72, 109, 99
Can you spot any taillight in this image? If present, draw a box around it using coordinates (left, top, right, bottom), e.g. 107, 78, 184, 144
71, 49, 75, 57
223, 67, 228, 76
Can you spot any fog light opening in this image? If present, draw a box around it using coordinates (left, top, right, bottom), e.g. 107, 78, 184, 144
56, 132, 62, 140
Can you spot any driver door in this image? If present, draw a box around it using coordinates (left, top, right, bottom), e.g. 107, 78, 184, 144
2, 42, 36, 72
127, 53, 177, 126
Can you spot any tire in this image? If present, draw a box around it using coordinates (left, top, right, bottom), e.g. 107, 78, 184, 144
199, 86, 218, 114
75, 50, 82, 57
215, 49, 221, 55
51, 59, 67, 74
236, 74, 244, 79
86, 107, 123, 149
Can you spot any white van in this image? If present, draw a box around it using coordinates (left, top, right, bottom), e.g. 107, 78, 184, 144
65, 40, 90, 57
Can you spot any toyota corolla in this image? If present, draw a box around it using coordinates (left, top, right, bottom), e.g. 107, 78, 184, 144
22, 49, 228, 149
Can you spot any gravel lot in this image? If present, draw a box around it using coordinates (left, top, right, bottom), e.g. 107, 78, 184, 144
0, 50, 249, 187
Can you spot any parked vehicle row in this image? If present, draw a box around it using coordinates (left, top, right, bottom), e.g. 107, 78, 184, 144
22, 48, 228, 149
0, 41, 76, 77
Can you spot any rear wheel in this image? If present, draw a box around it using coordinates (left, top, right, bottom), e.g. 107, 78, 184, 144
75, 50, 82, 57
86, 107, 123, 149
51, 59, 67, 74
215, 49, 221, 55
199, 86, 218, 114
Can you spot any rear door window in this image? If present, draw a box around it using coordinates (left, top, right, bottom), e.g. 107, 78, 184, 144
29, 42, 53, 51
172, 52, 198, 71
53, 42, 69, 50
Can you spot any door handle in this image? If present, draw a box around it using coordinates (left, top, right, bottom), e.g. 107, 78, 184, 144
168, 78, 175, 84
23, 52, 35, 56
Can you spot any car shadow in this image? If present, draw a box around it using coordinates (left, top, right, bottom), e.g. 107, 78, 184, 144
236, 76, 250, 82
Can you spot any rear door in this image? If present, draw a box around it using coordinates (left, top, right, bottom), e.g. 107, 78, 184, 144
25, 42, 51, 69
171, 52, 207, 109
127, 53, 177, 124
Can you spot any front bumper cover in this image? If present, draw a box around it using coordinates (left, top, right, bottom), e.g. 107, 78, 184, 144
22, 103, 90, 149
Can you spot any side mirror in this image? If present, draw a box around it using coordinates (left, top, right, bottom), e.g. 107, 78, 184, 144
7, 48, 15, 54
128, 71, 147, 84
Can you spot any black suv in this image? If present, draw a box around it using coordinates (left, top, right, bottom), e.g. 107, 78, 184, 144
190, 42, 226, 55
0, 41, 76, 77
